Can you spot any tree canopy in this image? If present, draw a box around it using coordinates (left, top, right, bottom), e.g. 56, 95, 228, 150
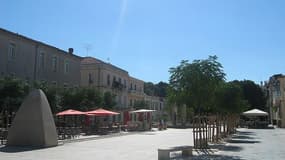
215, 82, 248, 114
144, 81, 168, 97
168, 55, 226, 113
0, 77, 112, 114
231, 80, 266, 111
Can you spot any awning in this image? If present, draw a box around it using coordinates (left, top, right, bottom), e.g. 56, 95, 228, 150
130, 109, 156, 113
242, 109, 268, 117
56, 109, 86, 116
86, 108, 120, 116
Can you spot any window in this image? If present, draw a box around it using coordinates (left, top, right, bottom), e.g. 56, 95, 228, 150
39, 52, 45, 70
130, 83, 133, 90
113, 76, 116, 82
107, 74, 110, 86
118, 95, 122, 104
8, 43, 16, 60
124, 79, 126, 88
134, 84, 137, 90
52, 56, 57, 72
63, 83, 68, 89
124, 96, 127, 106
64, 60, 69, 73
130, 99, 133, 106
52, 81, 57, 86
88, 73, 93, 84
119, 78, 122, 84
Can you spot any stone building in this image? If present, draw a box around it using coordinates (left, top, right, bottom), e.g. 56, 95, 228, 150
0, 28, 165, 113
81, 57, 129, 108
267, 74, 285, 127
144, 95, 165, 120
128, 76, 145, 108
0, 28, 81, 87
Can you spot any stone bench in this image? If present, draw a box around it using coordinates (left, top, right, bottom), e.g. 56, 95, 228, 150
158, 145, 193, 160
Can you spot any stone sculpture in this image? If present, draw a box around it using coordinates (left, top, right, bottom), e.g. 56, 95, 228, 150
7, 89, 58, 147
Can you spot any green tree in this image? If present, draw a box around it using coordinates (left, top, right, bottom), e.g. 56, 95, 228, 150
33, 81, 62, 113
144, 82, 155, 96
60, 88, 85, 111
215, 82, 248, 114
155, 82, 168, 97
168, 55, 226, 114
0, 77, 30, 113
80, 88, 103, 110
144, 82, 168, 97
60, 88, 103, 111
103, 91, 116, 109
232, 80, 266, 111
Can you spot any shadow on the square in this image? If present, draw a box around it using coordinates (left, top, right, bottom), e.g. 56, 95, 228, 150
169, 154, 242, 160
236, 131, 256, 136
231, 135, 255, 139
210, 144, 243, 152
191, 154, 243, 160
0, 146, 55, 153
226, 139, 260, 144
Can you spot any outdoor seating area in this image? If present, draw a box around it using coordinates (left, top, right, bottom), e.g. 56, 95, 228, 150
0, 108, 159, 143
55, 108, 121, 139
241, 109, 269, 129
0, 128, 8, 145
54, 108, 159, 140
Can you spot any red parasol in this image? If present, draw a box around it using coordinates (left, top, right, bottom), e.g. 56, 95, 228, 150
86, 108, 120, 116
56, 109, 87, 116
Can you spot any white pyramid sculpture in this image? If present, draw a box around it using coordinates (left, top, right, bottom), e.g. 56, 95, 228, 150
7, 89, 58, 147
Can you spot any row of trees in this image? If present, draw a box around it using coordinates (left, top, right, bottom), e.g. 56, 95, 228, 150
0, 77, 116, 115
167, 55, 266, 148
168, 55, 246, 116
167, 55, 266, 121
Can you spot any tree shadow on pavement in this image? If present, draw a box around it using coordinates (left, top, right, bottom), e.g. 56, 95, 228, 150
226, 139, 260, 144
0, 145, 56, 153
170, 154, 243, 160
236, 131, 256, 136
231, 135, 255, 139
190, 154, 243, 160
211, 144, 243, 152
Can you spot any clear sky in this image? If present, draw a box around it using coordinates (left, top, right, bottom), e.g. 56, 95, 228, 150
1, 0, 285, 84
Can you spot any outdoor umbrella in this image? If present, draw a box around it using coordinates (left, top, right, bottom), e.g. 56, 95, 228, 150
56, 109, 87, 116
242, 109, 268, 117
86, 108, 120, 116
129, 109, 156, 113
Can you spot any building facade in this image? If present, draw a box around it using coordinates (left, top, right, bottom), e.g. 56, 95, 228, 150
80, 57, 165, 112
0, 28, 166, 114
81, 57, 129, 108
144, 95, 165, 120
267, 74, 285, 128
128, 76, 145, 108
0, 28, 81, 87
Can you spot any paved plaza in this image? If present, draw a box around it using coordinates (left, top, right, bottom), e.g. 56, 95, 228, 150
1, 128, 285, 160
0, 129, 193, 160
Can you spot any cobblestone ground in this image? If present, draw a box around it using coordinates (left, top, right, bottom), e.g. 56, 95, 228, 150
0, 128, 285, 160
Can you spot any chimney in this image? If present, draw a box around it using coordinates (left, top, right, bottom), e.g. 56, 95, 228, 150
68, 48, 74, 54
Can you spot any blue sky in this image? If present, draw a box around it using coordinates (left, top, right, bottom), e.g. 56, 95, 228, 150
1, 0, 285, 84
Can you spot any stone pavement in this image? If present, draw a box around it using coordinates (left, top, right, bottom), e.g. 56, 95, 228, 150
1, 128, 285, 160
213, 128, 285, 160
191, 128, 285, 160
0, 128, 193, 160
